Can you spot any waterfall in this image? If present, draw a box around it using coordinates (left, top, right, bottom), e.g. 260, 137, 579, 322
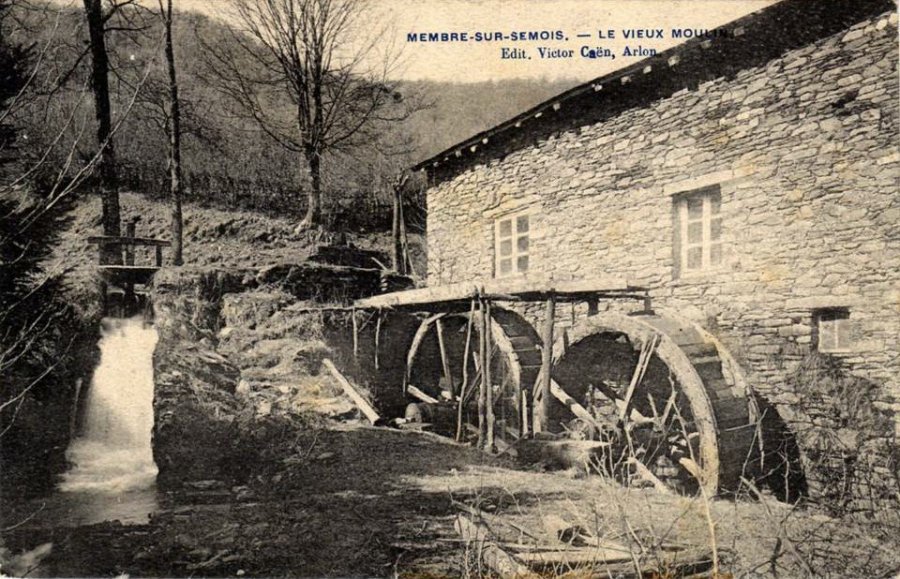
59, 316, 159, 494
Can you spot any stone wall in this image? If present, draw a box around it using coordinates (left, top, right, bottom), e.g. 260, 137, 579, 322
425, 12, 900, 430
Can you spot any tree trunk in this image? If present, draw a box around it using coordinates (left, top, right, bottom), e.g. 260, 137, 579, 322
161, 0, 183, 265
392, 181, 402, 272
299, 148, 321, 230
82, 0, 120, 263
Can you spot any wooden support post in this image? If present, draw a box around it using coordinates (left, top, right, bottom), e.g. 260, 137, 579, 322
484, 299, 494, 452
456, 299, 476, 442
124, 220, 137, 312
351, 309, 359, 360
477, 297, 487, 445
587, 296, 599, 317
374, 311, 382, 371
156, 245, 163, 267
536, 294, 556, 434
435, 318, 453, 397
125, 220, 136, 265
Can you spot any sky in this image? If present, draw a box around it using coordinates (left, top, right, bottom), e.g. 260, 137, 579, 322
173, 0, 778, 83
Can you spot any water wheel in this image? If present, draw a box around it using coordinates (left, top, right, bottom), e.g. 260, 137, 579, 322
404, 308, 541, 444
549, 312, 758, 495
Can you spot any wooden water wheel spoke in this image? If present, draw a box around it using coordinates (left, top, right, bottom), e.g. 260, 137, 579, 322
551, 312, 756, 495
406, 307, 541, 447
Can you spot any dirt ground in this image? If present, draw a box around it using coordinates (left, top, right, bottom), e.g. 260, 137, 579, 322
5, 419, 898, 578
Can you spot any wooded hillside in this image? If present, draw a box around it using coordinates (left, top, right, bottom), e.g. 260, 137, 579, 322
8, 2, 577, 229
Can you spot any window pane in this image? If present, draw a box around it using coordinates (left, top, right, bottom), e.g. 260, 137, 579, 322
687, 197, 703, 219
688, 222, 703, 244
499, 219, 512, 237
710, 243, 722, 266
500, 239, 512, 257
517, 255, 529, 272
819, 320, 836, 350
711, 218, 722, 241
710, 194, 721, 215
687, 247, 702, 269
516, 215, 529, 233
499, 258, 512, 275
517, 235, 529, 252
836, 318, 851, 350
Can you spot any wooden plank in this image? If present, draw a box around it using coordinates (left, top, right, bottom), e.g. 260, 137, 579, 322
322, 358, 380, 424
454, 515, 540, 579
87, 235, 171, 247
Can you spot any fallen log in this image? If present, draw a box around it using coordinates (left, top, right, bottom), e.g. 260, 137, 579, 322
322, 358, 379, 424
454, 515, 539, 579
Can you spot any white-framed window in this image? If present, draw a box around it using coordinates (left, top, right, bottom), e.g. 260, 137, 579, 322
815, 308, 851, 353
673, 185, 723, 277
494, 212, 530, 277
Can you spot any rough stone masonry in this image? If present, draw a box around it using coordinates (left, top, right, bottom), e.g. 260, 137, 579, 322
422, 6, 899, 458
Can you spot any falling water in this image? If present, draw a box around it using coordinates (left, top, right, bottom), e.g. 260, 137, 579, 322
53, 316, 159, 524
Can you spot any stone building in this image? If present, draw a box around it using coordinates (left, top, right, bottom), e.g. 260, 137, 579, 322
413, 0, 899, 477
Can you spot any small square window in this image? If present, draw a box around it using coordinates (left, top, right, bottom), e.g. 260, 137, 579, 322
814, 308, 851, 353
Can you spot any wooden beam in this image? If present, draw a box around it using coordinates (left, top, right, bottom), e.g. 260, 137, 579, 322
125, 221, 136, 266
457, 299, 476, 442
374, 312, 382, 371
453, 515, 539, 579
478, 298, 487, 445
353, 275, 638, 310
536, 295, 555, 433
619, 334, 659, 422
407, 385, 439, 404
628, 457, 674, 495
435, 318, 453, 396
351, 309, 359, 360
87, 235, 171, 247
484, 299, 494, 452
323, 358, 379, 424
548, 378, 605, 434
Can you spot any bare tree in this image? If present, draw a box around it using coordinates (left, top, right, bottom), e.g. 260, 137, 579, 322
207, 0, 415, 231
158, 0, 183, 264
